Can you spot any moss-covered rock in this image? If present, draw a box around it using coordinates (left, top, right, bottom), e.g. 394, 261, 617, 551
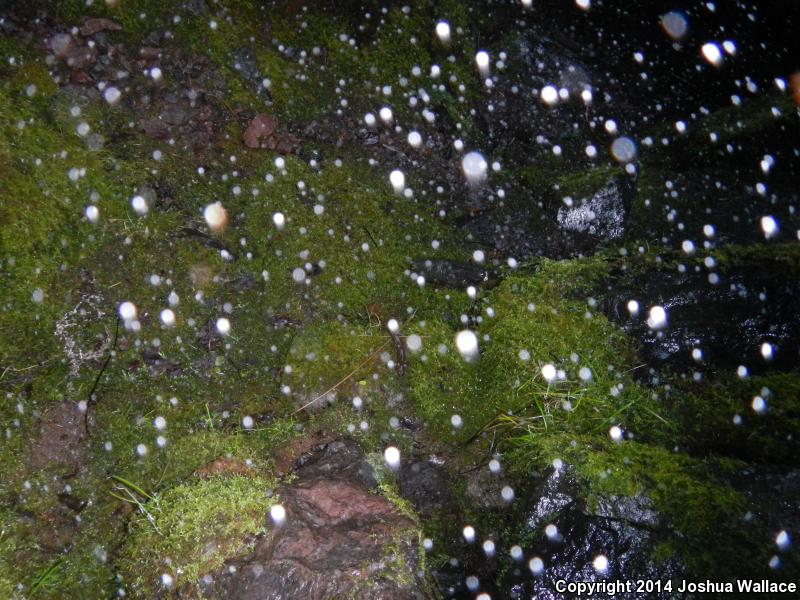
117, 475, 275, 597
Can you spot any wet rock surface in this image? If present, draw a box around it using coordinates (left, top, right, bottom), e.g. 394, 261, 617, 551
199, 440, 429, 600
398, 459, 452, 515
410, 259, 499, 290
499, 469, 678, 600
603, 252, 800, 374
556, 176, 632, 249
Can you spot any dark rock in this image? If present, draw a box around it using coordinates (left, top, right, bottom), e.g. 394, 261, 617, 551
603, 249, 800, 374
48, 33, 97, 69
398, 459, 451, 515
182, 0, 207, 16
28, 401, 92, 472
464, 466, 509, 510
224, 274, 257, 292
198, 440, 429, 599
57, 491, 87, 513
185, 126, 212, 152
292, 439, 378, 490
411, 258, 499, 289
159, 102, 191, 126
140, 118, 170, 139
275, 132, 301, 154
232, 48, 259, 85
38, 506, 78, 552
498, 468, 678, 600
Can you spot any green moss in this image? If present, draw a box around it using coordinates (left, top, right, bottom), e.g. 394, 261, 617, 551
715, 242, 800, 278
117, 475, 274, 596
669, 371, 800, 464
687, 93, 796, 149
507, 429, 754, 577
284, 321, 390, 407
406, 318, 482, 442
409, 258, 670, 447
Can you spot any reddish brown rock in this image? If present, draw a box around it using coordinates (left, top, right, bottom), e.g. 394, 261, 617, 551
195, 440, 430, 599
138, 46, 161, 60
80, 18, 122, 37
242, 113, 278, 149
70, 69, 94, 84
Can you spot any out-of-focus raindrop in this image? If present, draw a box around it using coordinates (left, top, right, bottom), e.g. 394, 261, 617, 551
463, 525, 476, 543
475, 50, 490, 76
204, 202, 228, 232
103, 86, 121, 105
776, 530, 790, 550
647, 305, 667, 330
661, 11, 688, 40
701, 42, 723, 67
455, 329, 479, 361
131, 195, 148, 215
85, 205, 100, 223
390, 169, 406, 193
216, 317, 231, 335
407, 131, 422, 148
435, 21, 451, 44
462, 152, 488, 184
384, 446, 400, 469
593, 554, 609, 573
160, 309, 175, 327
611, 137, 637, 163
760, 215, 778, 239
292, 267, 306, 283
540, 85, 559, 106
119, 301, 137, 321
270, 504, 286, 525
529, 557, 544, 575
